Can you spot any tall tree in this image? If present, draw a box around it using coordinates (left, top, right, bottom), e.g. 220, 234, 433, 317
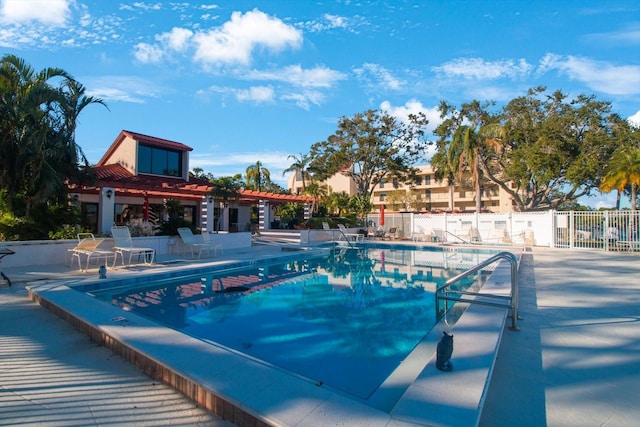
0, 54, 105, 217
308, 109, 430, 199
282, 153, 310, 192
435, 87, 622, 211
498, 89, 621, 210
433, 100, 503, 212
245, 161, 271, 192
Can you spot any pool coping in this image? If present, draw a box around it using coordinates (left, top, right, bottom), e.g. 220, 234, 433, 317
28, 246, 520, 427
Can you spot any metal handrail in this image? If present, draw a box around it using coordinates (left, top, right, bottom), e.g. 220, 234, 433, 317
441, 230, 471, 244
333, 229, 357, 249
436, 251, 520, 331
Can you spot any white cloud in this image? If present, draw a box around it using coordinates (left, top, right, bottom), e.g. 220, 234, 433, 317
85, 76, 163, 103
629, 110, 640, 127
245, 65, 346, 88
133, 42, 164, 63
380, 99, 441, 133
0, 0, 70, 26
585, 23, 640, 45
192, 9, 302, 66
301, 13, 365, 34
304, 13, 349, 32
202, 85, 275, 105
432, 58, 533, 80
235, 86, 275, 103
190, 150, 293, 185
281, 90, 325, 110
354, 63, 406, 91
157, 27, 193, 52
538, 53, 640, 95
128, 2, 162, 12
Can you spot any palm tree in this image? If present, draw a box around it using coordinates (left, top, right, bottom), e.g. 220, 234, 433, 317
303, 180, 328, 214
600, 147, 640, 211
0, 54, 106, 217
282, 153, 310, 193
245, 161, 271, 192
210, 175, 243, 231
431, 138, 461, 211
325, 191, 350, 216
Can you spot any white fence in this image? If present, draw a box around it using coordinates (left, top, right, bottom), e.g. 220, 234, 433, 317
366, 210, 640, 252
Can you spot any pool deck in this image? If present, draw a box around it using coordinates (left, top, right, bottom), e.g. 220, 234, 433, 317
1, 245, 639, 426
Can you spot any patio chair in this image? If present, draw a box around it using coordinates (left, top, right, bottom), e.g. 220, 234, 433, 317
384, 227, 397, 240
432, 228, 446, 243
69, 234, 113, 271
178, 228, 220, 259
111, 226, 155, 266
200, 232, 223, 255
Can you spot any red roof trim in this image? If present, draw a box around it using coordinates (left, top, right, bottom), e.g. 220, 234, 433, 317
97, 130, 193, 166
74, 164, 312, 204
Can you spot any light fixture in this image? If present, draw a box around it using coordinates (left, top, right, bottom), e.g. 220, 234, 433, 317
106, 189, 113, 199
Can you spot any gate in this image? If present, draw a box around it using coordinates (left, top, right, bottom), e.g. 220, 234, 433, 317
554, 210, 639, 251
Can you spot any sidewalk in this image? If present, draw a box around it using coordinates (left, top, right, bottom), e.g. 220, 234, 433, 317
0, 277, 233, 427
480, 249, 640, 427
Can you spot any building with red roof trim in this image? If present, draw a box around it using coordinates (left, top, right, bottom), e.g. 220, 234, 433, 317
69, 130, 312, 235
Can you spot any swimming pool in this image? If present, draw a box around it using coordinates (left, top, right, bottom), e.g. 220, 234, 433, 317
76, 244, 498, 402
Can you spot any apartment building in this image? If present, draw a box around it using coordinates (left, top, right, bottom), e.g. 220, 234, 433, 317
288, 165, 515, 213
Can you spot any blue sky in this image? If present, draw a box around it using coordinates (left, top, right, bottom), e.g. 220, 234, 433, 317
1, 0, 639, 208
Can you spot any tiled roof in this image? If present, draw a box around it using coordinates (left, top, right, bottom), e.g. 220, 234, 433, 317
71, 164, 312, 204
122, 130, 193, 152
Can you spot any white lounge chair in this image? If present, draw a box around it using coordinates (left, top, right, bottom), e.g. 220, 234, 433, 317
178, 228, 220, 258
384, 227, 398, 240
69, 233, 114, 271
111, 226, 155, 266
200, 232, 223, 255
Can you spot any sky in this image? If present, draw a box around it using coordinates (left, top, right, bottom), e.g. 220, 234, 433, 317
1, 0, 639, 209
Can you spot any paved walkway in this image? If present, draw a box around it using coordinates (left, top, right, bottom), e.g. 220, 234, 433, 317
0, 276, 233, 427
1, 247, 639, 426
480, 249, 640, 427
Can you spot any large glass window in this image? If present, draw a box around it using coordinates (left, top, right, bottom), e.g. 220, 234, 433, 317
138, 144, 181, 177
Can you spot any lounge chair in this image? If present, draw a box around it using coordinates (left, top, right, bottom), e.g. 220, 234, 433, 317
178, 228, 220, 258
384, 227, 397, 240
69, 234, 113, 271
200, 232, 223, 255
111, 226, 155, 266
432, 228, 446, 243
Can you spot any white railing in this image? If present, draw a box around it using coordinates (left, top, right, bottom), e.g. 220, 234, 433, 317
367, 210, 640, 252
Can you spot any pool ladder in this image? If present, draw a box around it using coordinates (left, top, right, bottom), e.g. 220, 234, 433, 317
436, 251, 521, 331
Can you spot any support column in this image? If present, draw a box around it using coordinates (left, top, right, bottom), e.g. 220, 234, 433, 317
202, 196, 214, 233
99, 187, 115, 235
259, 200, 271, 230
220, 202, 230, 232
304, 202, 312, 220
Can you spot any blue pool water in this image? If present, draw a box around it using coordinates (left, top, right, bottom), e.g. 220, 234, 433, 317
82, 244, 496, 400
